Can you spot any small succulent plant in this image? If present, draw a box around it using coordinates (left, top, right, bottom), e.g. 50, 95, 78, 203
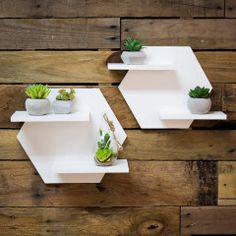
123, 37, 143, 51
96, 130, 116, 163
25, 84, 51, 99
56, 88, 75, 101
188, 86, 211, 98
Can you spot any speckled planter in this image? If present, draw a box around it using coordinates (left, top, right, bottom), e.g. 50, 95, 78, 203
52, 100, 73, 114
25, 98, 50, 116
121, 50, 146, 65
187, 97, 212, 114
94, 154, 118, 166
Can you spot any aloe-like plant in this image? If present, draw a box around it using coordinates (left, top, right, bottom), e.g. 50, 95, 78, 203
188, 86, 211, 98
25, 84, 51, 99
56, 88, 75, 101
96, 130, 116, 163
123, 37, 143, 51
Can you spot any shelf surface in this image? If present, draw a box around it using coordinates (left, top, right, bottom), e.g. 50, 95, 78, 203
107, 63, 174, 71
53, 159, 129, 174
159, 110, 227, 120
11, 111, 90, 122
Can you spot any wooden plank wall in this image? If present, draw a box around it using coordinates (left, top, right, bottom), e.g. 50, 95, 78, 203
0, 1, 235, 235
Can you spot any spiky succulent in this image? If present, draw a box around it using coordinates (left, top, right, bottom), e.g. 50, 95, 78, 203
96, 130, 116, 163
25, 84, 51, 99
188, 86, 211, 98
123, 37, 143, 51
56, 88, 75, 101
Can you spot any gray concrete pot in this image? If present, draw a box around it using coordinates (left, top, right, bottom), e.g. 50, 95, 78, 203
121, 50, 146, 65
52, 100, 73, 114
25, 98, 50, 116
187, 97, 212, 114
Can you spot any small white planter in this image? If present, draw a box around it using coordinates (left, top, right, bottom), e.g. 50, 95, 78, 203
25, 98, 50, 116
187, 97, 212, 114
52, 100, 73, 114
121, 50, 146, 65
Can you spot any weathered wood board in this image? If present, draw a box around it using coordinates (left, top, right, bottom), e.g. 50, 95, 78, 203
0, 161, 217, 206
0, 19, 120, 49
0, 207, 179, 236
122, 19, 236, 49
181, 206, 236, 235
226, 0, 236, 18
0, 0, 224, 18
219, 161, 236, 202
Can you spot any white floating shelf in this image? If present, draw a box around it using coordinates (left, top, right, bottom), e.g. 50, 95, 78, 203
107, 63, 174, 71
159, 110, 227, 120
53, 159, 129, 174
11, 111, 90, 122
10, 88, 128, 184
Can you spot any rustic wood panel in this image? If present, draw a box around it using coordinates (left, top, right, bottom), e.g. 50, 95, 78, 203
0, 84, 228, 129
121, 19, 236, 49
1, 129, 235, 161
0, 161, 217, 206
0, 51, 125, 84
226, 0, 236, 18
0, 19, 120, 49
223, 84, 236, 112
196, 52, 236, 83
0, 207, 179, 236
181, 206, 236, 235
219, 161, 236, 200
0, 51, 235, 84
0, 0, 224, 18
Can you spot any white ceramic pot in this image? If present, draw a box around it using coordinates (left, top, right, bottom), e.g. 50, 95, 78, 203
52, 100, 73, 114
187, 97, 212, 114
121, 50, 146, 65
25, 98, 50, 116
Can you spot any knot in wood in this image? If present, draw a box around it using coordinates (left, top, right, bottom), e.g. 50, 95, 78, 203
137, 220, 164, 235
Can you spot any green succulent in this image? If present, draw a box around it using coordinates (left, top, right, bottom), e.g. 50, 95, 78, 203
188, 86, 211, 98
96, 130, 116, 163
56, 88, 75, 101
123, 37, 143, 51
25, 84, 51, 99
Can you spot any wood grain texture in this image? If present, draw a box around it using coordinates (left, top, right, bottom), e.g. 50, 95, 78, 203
122, 19, 236, 49
223, 84, 236, 112
181, 206, 236, 235
0, 0, 224, 18
1, 129, 235, 161
0, 51, 125, 84
0, 207, 179, 236
219, 161, 236, 200
0, 51, 235, 84
0, 84, 228, 129
0, 161, 217, 206
226, 0, 236, 18
0, 19, 120, 49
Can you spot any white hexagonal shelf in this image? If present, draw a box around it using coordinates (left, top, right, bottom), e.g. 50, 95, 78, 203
11, 88, 128, 184
108, 46, 226, 129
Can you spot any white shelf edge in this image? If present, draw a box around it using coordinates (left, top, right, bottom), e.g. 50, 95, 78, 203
53, 159, 129, 174
11, 111, 90, 122
159, 110, 227, 120
107, 63, 175, 71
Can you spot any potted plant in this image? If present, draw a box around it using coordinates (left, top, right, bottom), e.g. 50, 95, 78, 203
25, 84, 51, 116
52, 88, 75, 114
121, 37, 145, 65
94, 129, 118, 166
187, 86, 212, 114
